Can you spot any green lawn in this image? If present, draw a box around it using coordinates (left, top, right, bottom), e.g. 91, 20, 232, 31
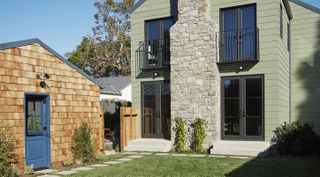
69, 155, 320, 177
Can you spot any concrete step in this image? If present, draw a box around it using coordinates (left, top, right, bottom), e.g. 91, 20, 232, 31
210, 141, 270, 157
124, 138, 171, 152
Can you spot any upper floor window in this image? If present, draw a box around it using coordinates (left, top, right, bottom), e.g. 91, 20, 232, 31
280, 4, 283, 39
220, 4, 258, 62
138, 18, 173, 69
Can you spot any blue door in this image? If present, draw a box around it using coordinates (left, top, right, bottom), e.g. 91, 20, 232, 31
25, 94, 50, 169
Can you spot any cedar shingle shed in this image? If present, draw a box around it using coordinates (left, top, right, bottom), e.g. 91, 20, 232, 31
0, 39, 102, 169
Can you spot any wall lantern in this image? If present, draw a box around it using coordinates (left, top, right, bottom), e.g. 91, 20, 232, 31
36, 67, 50, 88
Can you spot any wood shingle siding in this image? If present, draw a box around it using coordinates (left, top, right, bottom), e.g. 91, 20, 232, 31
0, 40, 101, 168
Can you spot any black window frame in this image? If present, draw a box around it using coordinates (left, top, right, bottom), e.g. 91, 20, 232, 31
219, 3, 259, 63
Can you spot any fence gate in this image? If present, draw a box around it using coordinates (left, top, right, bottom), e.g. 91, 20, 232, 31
120, 107, 138, 151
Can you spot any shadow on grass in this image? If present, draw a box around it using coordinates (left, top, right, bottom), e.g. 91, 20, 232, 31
225, 155, 320, 177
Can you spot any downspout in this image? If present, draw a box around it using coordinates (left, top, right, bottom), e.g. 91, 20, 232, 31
289, 19, 292, 123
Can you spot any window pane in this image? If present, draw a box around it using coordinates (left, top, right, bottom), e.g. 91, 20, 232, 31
246, 78, 262, 97
246, 117, 262, 136
143, 84, 156, 134
223, 9, 237, 31
147, 21, 159, 41
161, 83, 170, 136
225, 99, 240, 116
27, 99, 42, 134
224, 117, 240, 135
224, 79, 239, 98
241, 7, 255, 29
241, 6, 256, 59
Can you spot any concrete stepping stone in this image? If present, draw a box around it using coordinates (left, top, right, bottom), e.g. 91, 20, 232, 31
123, 152, 137, 154
229, 156, 249, 159
155, 153, 170, 156
54, 170, 78, 175
209, 155, 226, 158
117, 158, 133, 162
139, 152, 153, 155
105, 151, 117, 156
189, 154, 207, 157
37, 175, 60, 177
104, 161, 123, 165
127, 155, 143, 159
71, 167, 94, 171
35, 169, 59, 174
172, 154, 189, 157
91, 164, 109, 168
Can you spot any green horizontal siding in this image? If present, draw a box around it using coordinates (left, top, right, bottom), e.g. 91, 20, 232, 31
131, 0, 172, 138
289, 1, 320, 135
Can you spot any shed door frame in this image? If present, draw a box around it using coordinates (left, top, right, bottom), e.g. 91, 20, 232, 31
24, 93, 51, 169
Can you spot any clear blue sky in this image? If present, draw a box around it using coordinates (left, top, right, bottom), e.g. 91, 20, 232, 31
0, 0, 96, 56
0, 0, 319, 56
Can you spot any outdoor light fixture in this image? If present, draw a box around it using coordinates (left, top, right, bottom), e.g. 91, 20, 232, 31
36, 67, 50, 88
153, 72, 159, 78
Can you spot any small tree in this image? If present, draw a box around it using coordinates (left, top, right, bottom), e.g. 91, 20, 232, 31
174, 118, 186, 152
192, 118, 206, 153
72, 122, 96, 163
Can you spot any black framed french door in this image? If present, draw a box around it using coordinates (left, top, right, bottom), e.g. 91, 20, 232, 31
141, 81, 170, 139
221, 75, 264, 140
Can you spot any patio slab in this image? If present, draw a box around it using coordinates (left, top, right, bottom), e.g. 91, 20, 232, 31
34, 169, 59, 174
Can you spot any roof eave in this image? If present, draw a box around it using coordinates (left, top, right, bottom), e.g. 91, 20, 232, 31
0, 38, 104, 88
129, 0, 145, 14
289, 0, 320, 14
283, 0, 293, 20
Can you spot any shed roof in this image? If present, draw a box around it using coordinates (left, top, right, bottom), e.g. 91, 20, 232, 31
95, 76, 131, 95
0, 38, 103, 88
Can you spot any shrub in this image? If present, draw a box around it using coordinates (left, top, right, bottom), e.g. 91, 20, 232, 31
0, 127, 17, 176
72, 122, 96, 163
174, 118, 186, 152
271, 121, 320, 155
192, 118, 206, 153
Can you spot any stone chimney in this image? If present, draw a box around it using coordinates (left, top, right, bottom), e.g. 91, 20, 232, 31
170, 0, 220, 149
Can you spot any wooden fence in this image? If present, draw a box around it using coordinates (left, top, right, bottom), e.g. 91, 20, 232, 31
99, 107, 105, 152
120, 107, 138, 151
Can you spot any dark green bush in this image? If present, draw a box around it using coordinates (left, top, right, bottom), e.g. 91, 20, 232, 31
192, 118, 206, 153
72, 122, 96, 163
271, 121, 320, 155
0, 127, 17, 176
174, 118, 186, 152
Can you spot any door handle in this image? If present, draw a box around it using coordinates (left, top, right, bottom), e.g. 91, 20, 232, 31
43, 127, 47, 131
